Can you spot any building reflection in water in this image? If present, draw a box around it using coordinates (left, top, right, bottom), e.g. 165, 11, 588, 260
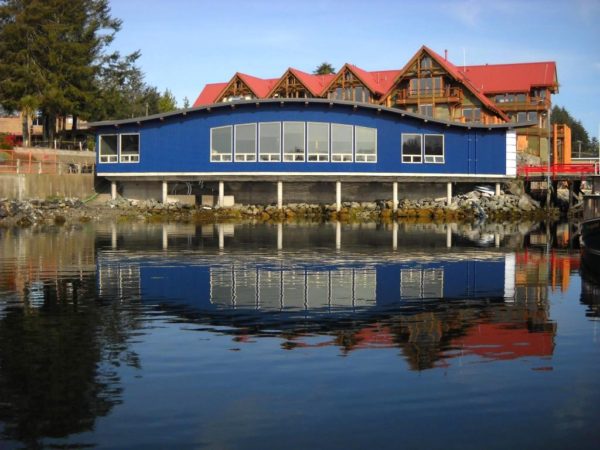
96, 222, 558, 371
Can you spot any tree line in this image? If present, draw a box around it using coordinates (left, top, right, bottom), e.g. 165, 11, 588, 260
0, 0, 180, 143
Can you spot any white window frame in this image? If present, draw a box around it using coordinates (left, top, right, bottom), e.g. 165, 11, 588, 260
401, 133, 423, 164
424, 134, 445, 164
259, 122, 281, 162
307, 122, 330, 162
354, 126, 377, 163
283, 121, 305, 162
210, 125, 233, 162
234, 123, 257, 162
98, 134, 118, 163
419, 104, 433, 117
331, 123, 354, 162
119, 133, 140, 163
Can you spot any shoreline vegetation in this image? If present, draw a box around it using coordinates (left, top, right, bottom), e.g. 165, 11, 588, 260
0, 188, 571, 228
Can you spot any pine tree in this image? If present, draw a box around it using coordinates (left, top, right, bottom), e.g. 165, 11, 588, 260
313, 62, 336, 75
157, 89, 177, 113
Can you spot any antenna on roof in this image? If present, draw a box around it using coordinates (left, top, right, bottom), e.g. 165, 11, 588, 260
444, 49, 448, 60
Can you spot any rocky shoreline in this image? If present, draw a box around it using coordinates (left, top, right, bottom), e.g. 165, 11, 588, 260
0, 188, 563, 228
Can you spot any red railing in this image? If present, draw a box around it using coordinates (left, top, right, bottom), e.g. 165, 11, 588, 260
518, 163, 600, 179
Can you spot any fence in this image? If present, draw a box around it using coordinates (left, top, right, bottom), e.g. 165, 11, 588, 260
518, 163, 600, 179
0, 149, 95, 175
28, 139, 92, 151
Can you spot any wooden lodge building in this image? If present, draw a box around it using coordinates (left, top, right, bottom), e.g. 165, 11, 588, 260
90, 46, 558, 207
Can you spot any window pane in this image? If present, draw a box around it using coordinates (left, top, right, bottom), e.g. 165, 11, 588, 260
402, 134, 422, 163
527, 112, 538, 122
259, 122, 281, 156
424, 134, 444, 163
283, 122, 305, 161
331, 124, 353, 160
517, 112, 527, 123
355, 126, 376, 162
307, 122, 329, 161
100, 135, 117, 155
211, 126, 232, 155
121, 134, 139, 154
235, 124, 256, 158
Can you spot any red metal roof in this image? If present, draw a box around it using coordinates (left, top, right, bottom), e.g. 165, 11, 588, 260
192, 82, 228, 107
459, 62, 558, 94
237, 73, 279, 98
288, 68, 335, 96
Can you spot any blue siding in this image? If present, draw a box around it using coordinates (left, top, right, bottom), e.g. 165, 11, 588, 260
96, 102, 508, 176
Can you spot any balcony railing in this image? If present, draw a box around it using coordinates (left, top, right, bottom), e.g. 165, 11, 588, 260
494, 96, 551, 112
394, 87, 463, 104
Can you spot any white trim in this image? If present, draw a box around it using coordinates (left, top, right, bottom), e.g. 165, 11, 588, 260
98, 134, 118, 163
98, 171, 515, 179
307, 122, 330, 163
282, 121, 305, 162
119, 133, 141, 164
234, 123, 257, 162
259, 122, 281, 162
210, 125, 233, 162
354, 125, 377, 163
401, 133, 422, 164
424, 134, 445, 164
505, 130, 517, 176
331, 123, 353, 163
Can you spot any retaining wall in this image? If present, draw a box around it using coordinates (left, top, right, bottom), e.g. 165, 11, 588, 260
0, 174, 95, 200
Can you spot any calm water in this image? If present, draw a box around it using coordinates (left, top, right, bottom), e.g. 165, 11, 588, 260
0, 221, 599, 449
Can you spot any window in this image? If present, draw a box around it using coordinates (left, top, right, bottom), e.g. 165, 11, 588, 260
463, 107, 481, 122
99, 135, 118, 163
409, 77, 442, 95
331, 124, 353, 162
402, 133, 422, 163
283, 122, 305, 161
516, 112, 527, 123
307, 122, 329, 161
424, 134, 444, 163
527, 112, 538, 123
419, 104, 433, 117
234, 123, 256, 161
421, 56, 432, 69
211, 126, 232, 162
259, 122, 281, 161
515, 94, 526, 102
120, 134, 140, 163
355, 126, 377, 162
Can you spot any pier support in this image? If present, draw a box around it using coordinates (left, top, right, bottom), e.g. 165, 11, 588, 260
162, 180, 168, 204
392, 181, 398, 212
277, 222, 283, 250
336, 181, 342, 212
277, 181, 283, 209
336, 221, 341, 250
446, 182, 452, 205
392, 221, 398, 250
218, 181, 225, 207
495, 182, 501, 196
446, 225, 452, 248
111, 181, 117, 200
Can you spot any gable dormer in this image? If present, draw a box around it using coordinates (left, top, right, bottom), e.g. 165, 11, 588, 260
322, 65, 375, 103
216, 73, 258, 103
268, 69, 314, 99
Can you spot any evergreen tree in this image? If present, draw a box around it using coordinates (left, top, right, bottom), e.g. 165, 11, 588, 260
157, 89, 177, 113
313, 62, 336, 75
550, 105, 590, 151
182, 96, 190, 109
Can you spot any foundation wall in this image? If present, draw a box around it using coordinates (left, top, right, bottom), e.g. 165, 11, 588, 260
0, 174, 94, 200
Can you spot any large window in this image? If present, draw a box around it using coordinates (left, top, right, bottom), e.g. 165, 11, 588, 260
120, 134, 140, 163
99, 135, 118, 163
259, 122, 281, 161
283, 122, 305, 162
331, 124, 353, 162
424, 134, 444, 164
355, 126, 377, 162
307, 122, 329, 162
410, 77, 442, 95
211, 126, 232, 162
402, 134, 422, 163
235, 123, 256, 161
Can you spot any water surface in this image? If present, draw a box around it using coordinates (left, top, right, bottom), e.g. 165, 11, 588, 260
0, 221, 598, 449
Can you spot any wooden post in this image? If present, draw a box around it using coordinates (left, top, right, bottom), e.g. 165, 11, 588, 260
336, 181, 341, 212
277, 181, 283, 209
38, 161, 42, 174
16, 159, 20, 174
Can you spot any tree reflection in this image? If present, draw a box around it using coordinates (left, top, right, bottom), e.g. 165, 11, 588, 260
0, 274, 141, 447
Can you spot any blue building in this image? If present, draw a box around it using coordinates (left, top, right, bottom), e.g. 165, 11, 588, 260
90, 99, 528, 207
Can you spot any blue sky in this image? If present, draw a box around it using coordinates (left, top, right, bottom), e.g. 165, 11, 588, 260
108, 0, 600, 139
